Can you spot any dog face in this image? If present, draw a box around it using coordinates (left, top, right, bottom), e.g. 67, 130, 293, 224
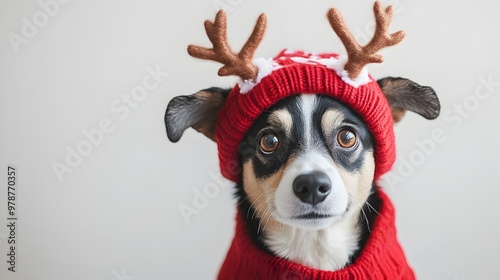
239, 94, 375, 230
165, 76, 440, 229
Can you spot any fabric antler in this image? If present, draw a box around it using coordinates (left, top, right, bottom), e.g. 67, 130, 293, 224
187, 10, 267, 82
327, 1, 405, 79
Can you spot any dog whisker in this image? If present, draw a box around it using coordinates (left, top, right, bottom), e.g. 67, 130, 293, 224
364, 201, 379, 216
360, 208, 371, 233
237, 195, 251, 207
257, 205, 271, 234
258, 194, 277, 234
247, 191, 268, 219
261, 204, 276, 233
250, 191, 272, 220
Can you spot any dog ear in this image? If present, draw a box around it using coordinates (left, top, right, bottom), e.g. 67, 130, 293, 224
377, 77, 440, 123
165, 87, 231, 142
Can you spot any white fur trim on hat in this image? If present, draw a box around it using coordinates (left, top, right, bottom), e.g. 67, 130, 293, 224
238, 57, 280, 94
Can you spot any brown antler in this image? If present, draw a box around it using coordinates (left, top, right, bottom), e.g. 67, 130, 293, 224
187, 10, 267, 81
327, 1, 405, 79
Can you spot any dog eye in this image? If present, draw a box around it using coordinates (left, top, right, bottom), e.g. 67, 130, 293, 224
259, 133, 280, 154
337, 129, 356, 148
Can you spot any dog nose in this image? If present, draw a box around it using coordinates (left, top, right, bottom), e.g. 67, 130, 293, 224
292, 171, 332, 206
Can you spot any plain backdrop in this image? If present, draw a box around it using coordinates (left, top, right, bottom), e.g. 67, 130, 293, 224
1, 0, 499, 279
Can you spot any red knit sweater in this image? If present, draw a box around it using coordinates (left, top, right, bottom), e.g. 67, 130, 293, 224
218, 188, 415, 280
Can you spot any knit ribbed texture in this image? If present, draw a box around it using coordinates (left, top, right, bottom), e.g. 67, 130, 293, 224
218, 188, 415, 280
216, 52, 396, 182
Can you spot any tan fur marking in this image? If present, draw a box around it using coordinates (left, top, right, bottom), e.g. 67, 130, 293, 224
242, 161, 288, 232
269, 109, 293, 137
321, 110, 344, 136
391, 109, 405, 123
336, 152, 375, 213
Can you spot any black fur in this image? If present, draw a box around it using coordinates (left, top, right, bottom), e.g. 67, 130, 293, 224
313, 96, 374, 173
234, 182, 274, 254
349, 184, 381, 262
235, 180, 381, 261
239, 94, 373, 178
239, 96, 304, 179
234, 94, 379, 260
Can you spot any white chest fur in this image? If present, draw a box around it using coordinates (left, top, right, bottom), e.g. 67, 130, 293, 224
265, 215, 360, 271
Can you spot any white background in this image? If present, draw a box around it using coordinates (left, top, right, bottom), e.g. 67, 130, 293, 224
1, 0, 499, 279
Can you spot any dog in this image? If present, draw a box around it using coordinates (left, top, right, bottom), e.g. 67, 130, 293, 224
164, 2, 440, 278
166, 78, 439, 271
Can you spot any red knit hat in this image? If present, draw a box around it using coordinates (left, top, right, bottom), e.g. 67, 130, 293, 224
187, 2, 405, 182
